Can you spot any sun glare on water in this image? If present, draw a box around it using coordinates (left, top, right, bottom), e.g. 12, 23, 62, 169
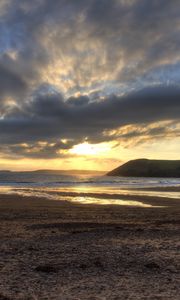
70, 142, 110, 156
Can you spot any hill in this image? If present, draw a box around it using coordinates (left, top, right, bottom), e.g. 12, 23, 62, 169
107, 159, 180, 177
0, 169, 104, 176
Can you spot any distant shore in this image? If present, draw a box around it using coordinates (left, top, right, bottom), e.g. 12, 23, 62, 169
0, 193, 180, 300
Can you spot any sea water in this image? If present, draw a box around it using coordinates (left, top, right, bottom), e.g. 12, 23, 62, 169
0, 172, 180, 206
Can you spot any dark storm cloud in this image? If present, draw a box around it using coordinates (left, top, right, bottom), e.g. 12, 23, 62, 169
0, 58, 27, 102
0, 140, 76, 159
0, 85, 179, 158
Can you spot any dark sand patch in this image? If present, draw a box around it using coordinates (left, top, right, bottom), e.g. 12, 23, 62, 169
0, 294, 12, 300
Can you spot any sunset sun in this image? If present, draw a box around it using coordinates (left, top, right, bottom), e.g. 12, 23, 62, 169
70, 142, 110, 156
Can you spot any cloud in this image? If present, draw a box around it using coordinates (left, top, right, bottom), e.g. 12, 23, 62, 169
0, 56, 27, 103
0, 0, 180, 96
0, 85, 179, 158
105, 121, 180, 148
0, 1, 180, 159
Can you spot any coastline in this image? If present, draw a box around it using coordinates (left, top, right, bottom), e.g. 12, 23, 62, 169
0, 193, 180, 299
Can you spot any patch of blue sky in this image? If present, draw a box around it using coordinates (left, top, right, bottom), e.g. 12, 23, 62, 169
0, 22, 25, 55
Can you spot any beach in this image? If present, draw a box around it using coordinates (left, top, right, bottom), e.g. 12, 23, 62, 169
0, 192, 180, 300
1, 0, 180, 298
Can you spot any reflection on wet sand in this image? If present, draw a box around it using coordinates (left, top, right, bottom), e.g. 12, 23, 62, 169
60, 196, 154, 207
0, 186, 166, 207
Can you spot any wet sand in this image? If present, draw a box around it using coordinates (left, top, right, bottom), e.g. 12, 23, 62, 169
0, 193, 180, 300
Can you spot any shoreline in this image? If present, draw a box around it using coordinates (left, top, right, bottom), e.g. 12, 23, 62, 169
0, 184, 180, 205
0, 193, 180, 299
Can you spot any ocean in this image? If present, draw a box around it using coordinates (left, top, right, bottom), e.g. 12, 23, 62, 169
0, 172, 180, 207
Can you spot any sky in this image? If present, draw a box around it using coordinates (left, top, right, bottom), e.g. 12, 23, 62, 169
0, 0, 180, 171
